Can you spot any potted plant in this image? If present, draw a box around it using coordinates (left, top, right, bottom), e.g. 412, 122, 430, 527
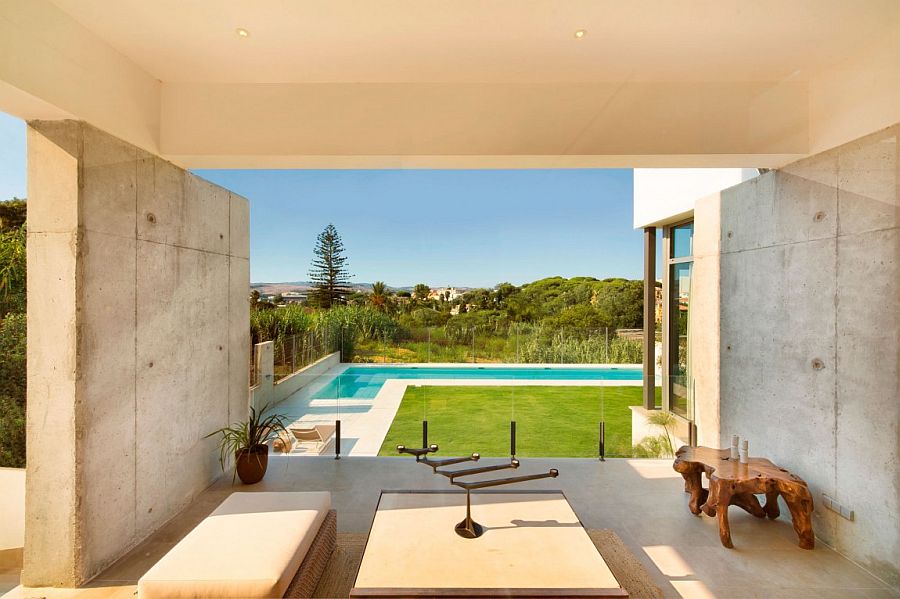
206, 402, 289, 484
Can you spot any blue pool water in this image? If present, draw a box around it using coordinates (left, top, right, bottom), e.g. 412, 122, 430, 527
311, 365, 642, 399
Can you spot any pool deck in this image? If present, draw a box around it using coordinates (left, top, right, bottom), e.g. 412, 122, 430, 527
275, 363, 643, 457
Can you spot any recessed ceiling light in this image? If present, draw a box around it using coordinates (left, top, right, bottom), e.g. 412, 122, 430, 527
574, 29, 586, 39
236, 28, 250, 38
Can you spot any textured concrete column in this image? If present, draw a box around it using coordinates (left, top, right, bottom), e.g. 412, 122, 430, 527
690, 193, 721, 447
24, 121, 250, 586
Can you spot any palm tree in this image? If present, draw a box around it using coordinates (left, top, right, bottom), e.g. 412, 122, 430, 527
370, 281, 389, 312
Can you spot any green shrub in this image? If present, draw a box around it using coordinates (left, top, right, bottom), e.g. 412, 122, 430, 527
0, 313, 26, 400
0, 224, 26, 317
0, 394, 25, 468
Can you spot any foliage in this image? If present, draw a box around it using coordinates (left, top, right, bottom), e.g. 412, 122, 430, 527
0, 199, 27, 467
0, 313, 26, 401
251, 304, 399, 362
498, 277, 643, 329
397, 308, 451, 329
250, 304, 313, 344
631, 435, 671, 459
517, 327, 642, 364
369, 281, 391, 312
632, 409, 676, 458
0, 394, 25, 468
0, 224, 26, 316
205, 402, 289, 477
308, 224, 353, 308
379, 385, 643, 458
0, 199, 26, 232
413, 283, 431, 300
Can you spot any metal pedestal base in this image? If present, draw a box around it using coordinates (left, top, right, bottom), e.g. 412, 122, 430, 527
455, 489, 485, 538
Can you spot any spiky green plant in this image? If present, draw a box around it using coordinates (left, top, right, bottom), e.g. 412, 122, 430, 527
632, 409, 676, 458
206, 402, 289, 480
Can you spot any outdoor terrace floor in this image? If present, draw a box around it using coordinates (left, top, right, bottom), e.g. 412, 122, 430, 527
3, 457, 896, 598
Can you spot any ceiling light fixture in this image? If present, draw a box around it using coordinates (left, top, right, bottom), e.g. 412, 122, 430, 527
574, 29, 586, 39
236, 28, 250, 38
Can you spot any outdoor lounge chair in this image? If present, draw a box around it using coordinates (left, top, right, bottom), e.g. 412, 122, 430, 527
289, 424, 336, 454
138, 492, 336, 598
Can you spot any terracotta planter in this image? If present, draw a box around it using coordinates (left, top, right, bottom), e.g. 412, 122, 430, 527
235, 444, 269, 484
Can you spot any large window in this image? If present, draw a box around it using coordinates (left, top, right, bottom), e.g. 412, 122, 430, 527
664, 221, 693, 420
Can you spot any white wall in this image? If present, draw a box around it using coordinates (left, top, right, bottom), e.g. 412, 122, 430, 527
633, 168, 756, 228
0, 468, 25, 551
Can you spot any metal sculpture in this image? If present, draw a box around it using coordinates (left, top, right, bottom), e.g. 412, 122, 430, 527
397, 444, 559, 538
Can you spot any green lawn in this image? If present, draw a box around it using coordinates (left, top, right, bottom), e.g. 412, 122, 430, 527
378, 386, 660, 458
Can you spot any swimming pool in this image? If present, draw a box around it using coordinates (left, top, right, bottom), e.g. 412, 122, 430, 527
311, 365, 642, 399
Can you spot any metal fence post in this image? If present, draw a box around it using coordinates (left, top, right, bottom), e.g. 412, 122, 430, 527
335, 419, 341, 460
599, 421, 606, 461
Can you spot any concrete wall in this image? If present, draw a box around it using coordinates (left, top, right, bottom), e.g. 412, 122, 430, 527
0, 468, 25, 551
2, 2, 898, 171
250, 348, 340, 411
24, 121, 250, 586
715, 124, 899, 587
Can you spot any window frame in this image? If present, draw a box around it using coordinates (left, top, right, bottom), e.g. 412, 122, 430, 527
661, 218, 694, 420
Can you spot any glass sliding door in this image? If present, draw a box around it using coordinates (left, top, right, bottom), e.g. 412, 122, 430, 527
664, 221, 694, 420
668, 261, 692, 417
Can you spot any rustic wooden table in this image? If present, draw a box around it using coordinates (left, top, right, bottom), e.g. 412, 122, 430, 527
673, 446, 815, 549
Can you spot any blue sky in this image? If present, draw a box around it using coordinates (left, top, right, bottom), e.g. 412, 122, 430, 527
0, 112, 26, 200
197, 168, 640, 287
0, 111, 642, 287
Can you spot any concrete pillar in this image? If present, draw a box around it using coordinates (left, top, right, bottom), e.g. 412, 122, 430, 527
689, 193, 721, 447
23, 121, 250, 586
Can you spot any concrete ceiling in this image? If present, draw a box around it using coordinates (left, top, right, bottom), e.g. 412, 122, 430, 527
47, 0, 898, 84
2, 0, 898, 168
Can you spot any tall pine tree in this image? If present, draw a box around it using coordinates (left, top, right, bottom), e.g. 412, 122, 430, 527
309, 224, 352, 308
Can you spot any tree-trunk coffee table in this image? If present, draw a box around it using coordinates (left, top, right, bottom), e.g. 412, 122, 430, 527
673, 446, 815, 549
350, 490, 627, 597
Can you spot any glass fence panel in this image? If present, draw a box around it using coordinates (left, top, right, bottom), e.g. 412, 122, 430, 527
254, 324, 668, 459
423, 374, 510, 457
379, 383, 427, 455
512, 386, 599, 458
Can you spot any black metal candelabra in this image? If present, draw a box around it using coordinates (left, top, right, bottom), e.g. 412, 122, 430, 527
397, 444, 559, 539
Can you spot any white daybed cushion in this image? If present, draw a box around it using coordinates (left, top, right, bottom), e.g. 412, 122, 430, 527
138, 491, 331, 598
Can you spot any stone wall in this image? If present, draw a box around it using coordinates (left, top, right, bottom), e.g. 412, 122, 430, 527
715, 124, 899, 586
24, 121, 250, 585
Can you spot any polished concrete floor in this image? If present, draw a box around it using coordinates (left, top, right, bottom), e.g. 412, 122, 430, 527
3, 457, 896, 598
